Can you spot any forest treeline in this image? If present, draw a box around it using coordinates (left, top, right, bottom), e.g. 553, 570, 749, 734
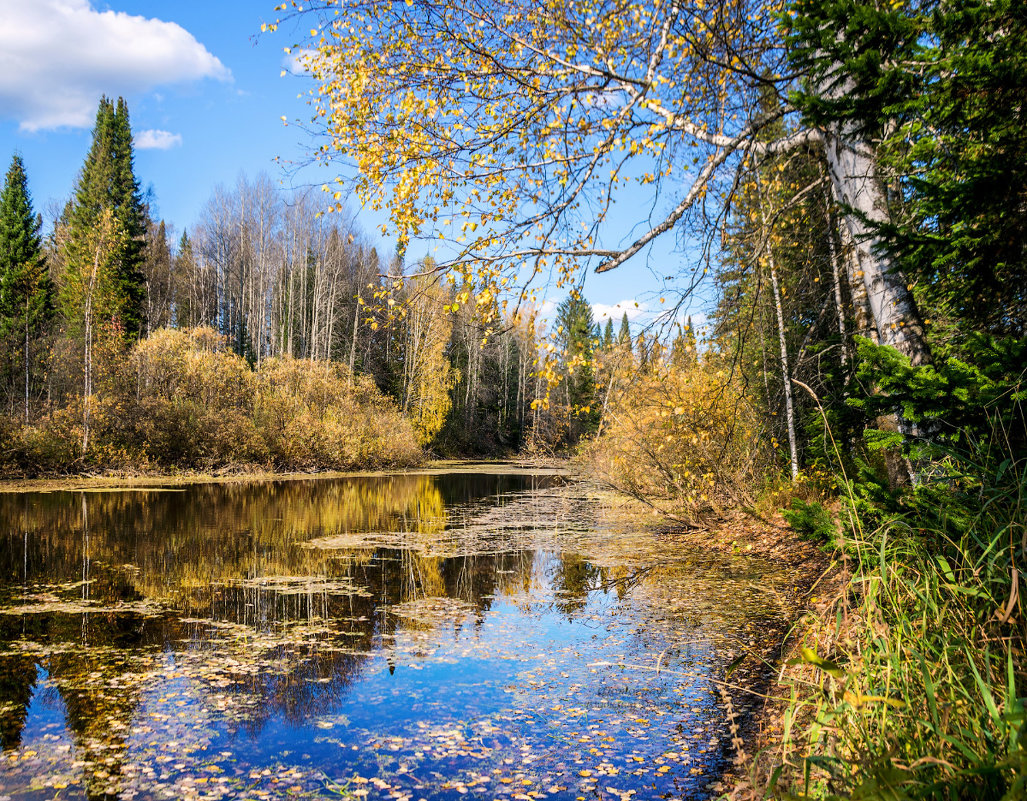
0, 96, 671, 474
0, 98, 561, 472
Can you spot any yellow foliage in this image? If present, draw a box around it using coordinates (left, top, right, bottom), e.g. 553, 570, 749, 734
584, 356, 773, 523
255, 355, 420, 469
271, 0, 772, 326
0, 327, 421, 476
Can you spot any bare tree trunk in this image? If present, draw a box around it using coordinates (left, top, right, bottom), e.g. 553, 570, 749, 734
833, 196, 877, 344
824, 128, 925, 486
82, 247, 100, 456
768, 249, 799, 479
349, 291, 360, 384
756, 172, 799, 479
821, 181, 849, 367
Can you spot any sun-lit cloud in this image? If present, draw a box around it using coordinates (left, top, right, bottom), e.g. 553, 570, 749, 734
282, 49, 317, 76
0, 0, 231, 132
531, 297, 649, 334
135, 129, 182, 150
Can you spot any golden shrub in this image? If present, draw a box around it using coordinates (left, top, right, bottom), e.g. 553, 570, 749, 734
2, 327, 421, 476
585, 357, 773, 523
121, 327, 266, 467
254, 356, 420, 471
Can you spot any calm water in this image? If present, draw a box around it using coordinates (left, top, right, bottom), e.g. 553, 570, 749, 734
0, 470, 791, 800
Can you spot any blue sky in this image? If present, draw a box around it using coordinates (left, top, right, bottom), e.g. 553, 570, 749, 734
0, 0, 711, 332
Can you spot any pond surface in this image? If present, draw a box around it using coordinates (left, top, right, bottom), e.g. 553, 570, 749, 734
0, 469, 793, 800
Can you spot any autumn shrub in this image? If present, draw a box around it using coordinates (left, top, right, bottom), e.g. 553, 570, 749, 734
585, 357, 773, 523
0, 327, 422, 476
254, 356, 420, 470
0, 406, 83, 476
118, 327, 267, 467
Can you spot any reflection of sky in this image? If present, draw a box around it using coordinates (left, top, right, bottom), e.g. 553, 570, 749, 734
4, 555, 726, 800
0, 473, 777, 799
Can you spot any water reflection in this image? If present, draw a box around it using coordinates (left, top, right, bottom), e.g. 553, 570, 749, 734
0, 471, 787, 801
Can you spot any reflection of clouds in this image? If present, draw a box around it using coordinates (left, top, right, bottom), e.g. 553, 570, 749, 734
0, 479, 797, 801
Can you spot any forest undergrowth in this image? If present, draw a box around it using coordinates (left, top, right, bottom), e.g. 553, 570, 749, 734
714, 440, 1021, 801
580, 339, 1026, 800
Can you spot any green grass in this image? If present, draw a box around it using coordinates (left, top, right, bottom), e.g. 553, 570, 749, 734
770, 447, 1026, 800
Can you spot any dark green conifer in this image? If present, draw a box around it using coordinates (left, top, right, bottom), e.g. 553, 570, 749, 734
64, 96, 148, 339
0, 154, 52, 419
0, 155, 49, 326
603, 317, 614, 349
555, 293, 599, 438
617, 312, 631, 350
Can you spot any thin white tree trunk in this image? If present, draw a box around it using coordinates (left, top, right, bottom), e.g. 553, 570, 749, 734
756, 172, 799, 479
349, 291, 360, 384
82, 247, 100, 456
821, 182, 849, 366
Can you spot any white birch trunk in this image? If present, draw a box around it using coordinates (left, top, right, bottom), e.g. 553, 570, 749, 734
756, 171, 799, 479
823, 132, 928, 365
821, 183, 849, 366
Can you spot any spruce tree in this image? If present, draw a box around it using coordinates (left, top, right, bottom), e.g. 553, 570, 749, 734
555, 293, 599, 437
0, 154, 51, 419
617, 312, 631, 348
111, 98, 147, 332
603, 318, 614, 349
64, 96, 148, 339
786, 0, 1027, 340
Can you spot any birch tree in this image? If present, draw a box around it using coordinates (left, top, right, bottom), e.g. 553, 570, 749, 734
269, 0, 925, 357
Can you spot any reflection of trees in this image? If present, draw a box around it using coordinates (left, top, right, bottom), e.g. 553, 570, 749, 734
212, 546, 540, 730
0, 473, 563, 751
551, 554, 607, 615
46, 646, 151, 800
0, 476, 451, 599
0, 655, 35, 751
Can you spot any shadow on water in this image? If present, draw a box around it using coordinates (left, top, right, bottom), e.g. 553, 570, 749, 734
0, 471, 791, 800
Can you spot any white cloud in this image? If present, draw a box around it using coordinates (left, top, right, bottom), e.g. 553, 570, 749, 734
591, 300, 648, 322
282, 48, 317, 76
0, 0, 231, 131
135, 129, 182, 150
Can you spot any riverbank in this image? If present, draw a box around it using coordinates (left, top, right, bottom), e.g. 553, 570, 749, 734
704, 476, 1026, 800
608, 497, 848, 799
593, 491, 843, 797
0, 457, 571, 493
